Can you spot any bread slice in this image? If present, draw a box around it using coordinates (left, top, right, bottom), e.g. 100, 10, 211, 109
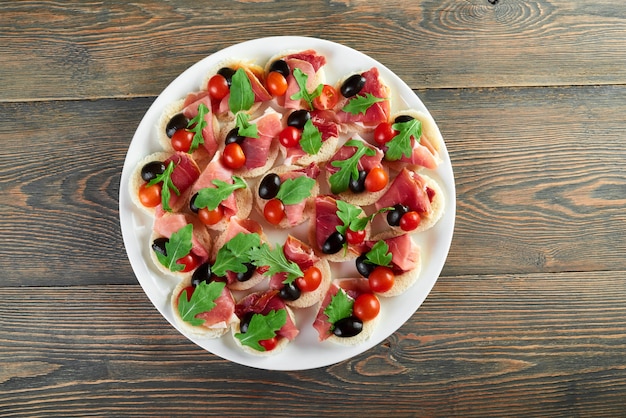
326, 311, 381, 346
284, 256, 332, 310
282, 133, 339, 167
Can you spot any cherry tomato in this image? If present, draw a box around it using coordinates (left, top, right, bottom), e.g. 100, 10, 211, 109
278, 126, 301, 148
222, 143, 246, 169
264, 198, 285, 225
313, 84, 339, 110
346, 229, 366, 245
171, 129, 195, 152
208, 74, 230, 100
266, 71, 288, 96
353, 293, 381, 321
368, 266, 395, 293
138, 182, 162, 208
364, 166, 389, 192
374, 122, 398, 145
177, 253, 201, 273
198, 205, 224, 226
259, 336, 279, 351
400, 211, 421, 232
180, 286, 195, 302
296, 266, 322, 292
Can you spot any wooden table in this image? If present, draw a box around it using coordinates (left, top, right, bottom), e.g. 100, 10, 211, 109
2, 1, 625, 416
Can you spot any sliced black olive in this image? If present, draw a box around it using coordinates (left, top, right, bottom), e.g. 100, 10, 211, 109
165, 113, 190, 138
322, 231, 346, 254
239, 311, 256, 334
189, 193, 200, 213
140, 161, 166, 182
217, 67, 236, 86
279, 282, 301, 301
191, 263, 212, 286
355, 254, 376, 278
151, 237, 169, 257
387, 204, 409, 227
348, 170, 368, 194
235, 262, 256, 282
268, 59, 290, 78
258, 173, 281, 200
333, 316, 363, 338
394, 114, 415, 124
287, 109, 311, 130
340, 74, 366, 98
224, 127, 245, 145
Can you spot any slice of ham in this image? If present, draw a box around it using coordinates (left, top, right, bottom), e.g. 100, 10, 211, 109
235, 291, 299, 341
314, 196, 342, 251
179, 285, 237, 329
241, 110, 282, 170
279, 167, 318, 226
191, 157, 238, 219
244, 67, 272, 103
336, 67, 390, 126
283, 58, 317, 110
283, 50, 326, 72
375, 168, 432, 215
162, 152, 200, 209
284, 110, 340, 162
313, 278, 370, 341
181, 91, 218, 158
361, 234, 419, 273
153, 213, 209, 263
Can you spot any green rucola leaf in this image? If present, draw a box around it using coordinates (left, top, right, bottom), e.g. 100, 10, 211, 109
249, 243, 303, 282
187, 102, 209, 152
341, 93, 388, 115
299, 119, 322, 155
290, 68, 323, 110
385, 118, 422, 161
365, 240, 393, 267
229, 68, 255, 113
147, 160, 179, 212
177, 281, 226, 326
323, 289, 354, 330
235, 112, 258, 138
154, 223, 193, 272
235, 309, 287, 351
194, 176, 247, 211
335, 199, 365, 236
211, 232, 261, 277
328, 139, 376, 194
275, 176, 315, 206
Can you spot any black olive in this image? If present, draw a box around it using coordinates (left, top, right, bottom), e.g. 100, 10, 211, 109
235, 262, 256, 282
348, 170, 368, 194
287, 109, 311, 130
217, 67, 236, 86
239, 311, 256, 334
191, 263, 212, 286
279, 282, 301, 301
387, 204, 409, 227
224, 127, 245, 145
322, 231, 346, 254
394, 114, 415, 124
258, 173, 281, 200
268, 59, 290, 78
151, 237, 169, 257
189, 193, 200, 213
140, 161, 166, 182
333, 316, 363, 338
165, 113, 190, 138
340, 74, 366, 98
355, 254, 376, 278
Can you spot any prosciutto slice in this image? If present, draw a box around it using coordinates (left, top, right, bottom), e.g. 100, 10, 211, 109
180, 285, 237, 329
336, 67, 390, 126
314, 196, 342, 251
241, 110, 282, 170
182, 91, 218, 158
235, 291, 299, 340
361, 234, 420, 273
153, 213, 209, 263
279, 167, 319, 226
192, 157, 237, 218
326, 140, 383, 175
375, 168, 432, 215
313, 278, 370, 341
162, 152, 200, 209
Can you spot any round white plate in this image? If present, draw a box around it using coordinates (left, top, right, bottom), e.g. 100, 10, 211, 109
119, 36, 455, 370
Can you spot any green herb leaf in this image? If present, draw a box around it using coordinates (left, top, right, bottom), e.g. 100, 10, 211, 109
299, 119, 323, 155
177, 281, 226, 326
385, 118, 422, 161
290, 68, 323, 110
328, 140, 376, 194
211, 232, 261, 277
235, 309, 287, 351
275, 176, 315, 206
186, 102, 209, 152
341, 93, 388, 115
194, 176, 246, 211
365, 240, 393, 267
229, 68, 255, 113
335, 200, 366, 236
323, 289, 354, 330
154, 223, 193, 272
235, 112, 258, 138
147, 161, 180, 212
249, 243, 303, 283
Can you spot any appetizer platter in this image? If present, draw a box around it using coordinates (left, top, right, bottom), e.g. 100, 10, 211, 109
119, 36, 456, 370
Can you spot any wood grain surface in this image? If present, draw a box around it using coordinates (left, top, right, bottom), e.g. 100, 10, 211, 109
1, 0, 625, 416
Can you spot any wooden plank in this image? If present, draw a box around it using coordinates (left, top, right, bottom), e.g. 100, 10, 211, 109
1, 0, 625, 101
0, 272, 625, 417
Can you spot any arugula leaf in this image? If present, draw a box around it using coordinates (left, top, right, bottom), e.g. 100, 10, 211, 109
147, 161, 179, 212
328, 139, 376, 194
290, 68, 323, 110
335, 200, 366, 236
365, 240, 393, 267
276, 176, 315, 206
249, 242, 303, 283
235, 309, 287, 351
385, 118, 422, 161
154, 223, 193, 272
323, 289, 354, 330
299, 119, 322, 155
229, 68, 255, 113
194, 176, 246, 211
177, 281, 226, 326
341, 93, 388, 115
235, 112, 258, 138
186, 102, 209, 152
211, 232, 261, 277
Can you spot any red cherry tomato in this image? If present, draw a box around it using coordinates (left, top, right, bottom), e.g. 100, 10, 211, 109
278, 126, 302, 148
313, 84, 339, 110
208, 74, 230, 100
346, 229, 366, 245
180, 286, 195, 302
138, 182, 162, 208
296, 266, 322, 292
198, 206, 224, 226
353, 293, 381, 321
264, 198, 285, 225
364, 166, 389, 192
368, 266, 395, 293
259, 336, 279, 351
177, 253, 201, 273
374, 122, 398, 145
400, 211, 421, 232
222, 143, 246, 169
266, 71, 288, 96
171, 129, 195, 152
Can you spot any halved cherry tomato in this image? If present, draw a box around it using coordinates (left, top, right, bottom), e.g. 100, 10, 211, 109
208, 74, 230, 100
171, 129, 195, 152
138, 182, 162, 208
278, 126, 301, 148
346, 229, 366, 245
368, 266, 395, 293
222, 142, 246, 169
259, 336, 279, 351
177, 253, 201, 273
313, 84, 338, 110
353, 293, 381, 321
296, 266, 322, 292
264, 198, 285, 225
400, 211, 421, 232
266, 71, 288, 96
180, 286, 195, 302
364, 166, 389, 192
198, 205, 224, 226
374, 122, 398, 145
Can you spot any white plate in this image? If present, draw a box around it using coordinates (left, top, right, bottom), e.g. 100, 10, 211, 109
119, 36, 456, 370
